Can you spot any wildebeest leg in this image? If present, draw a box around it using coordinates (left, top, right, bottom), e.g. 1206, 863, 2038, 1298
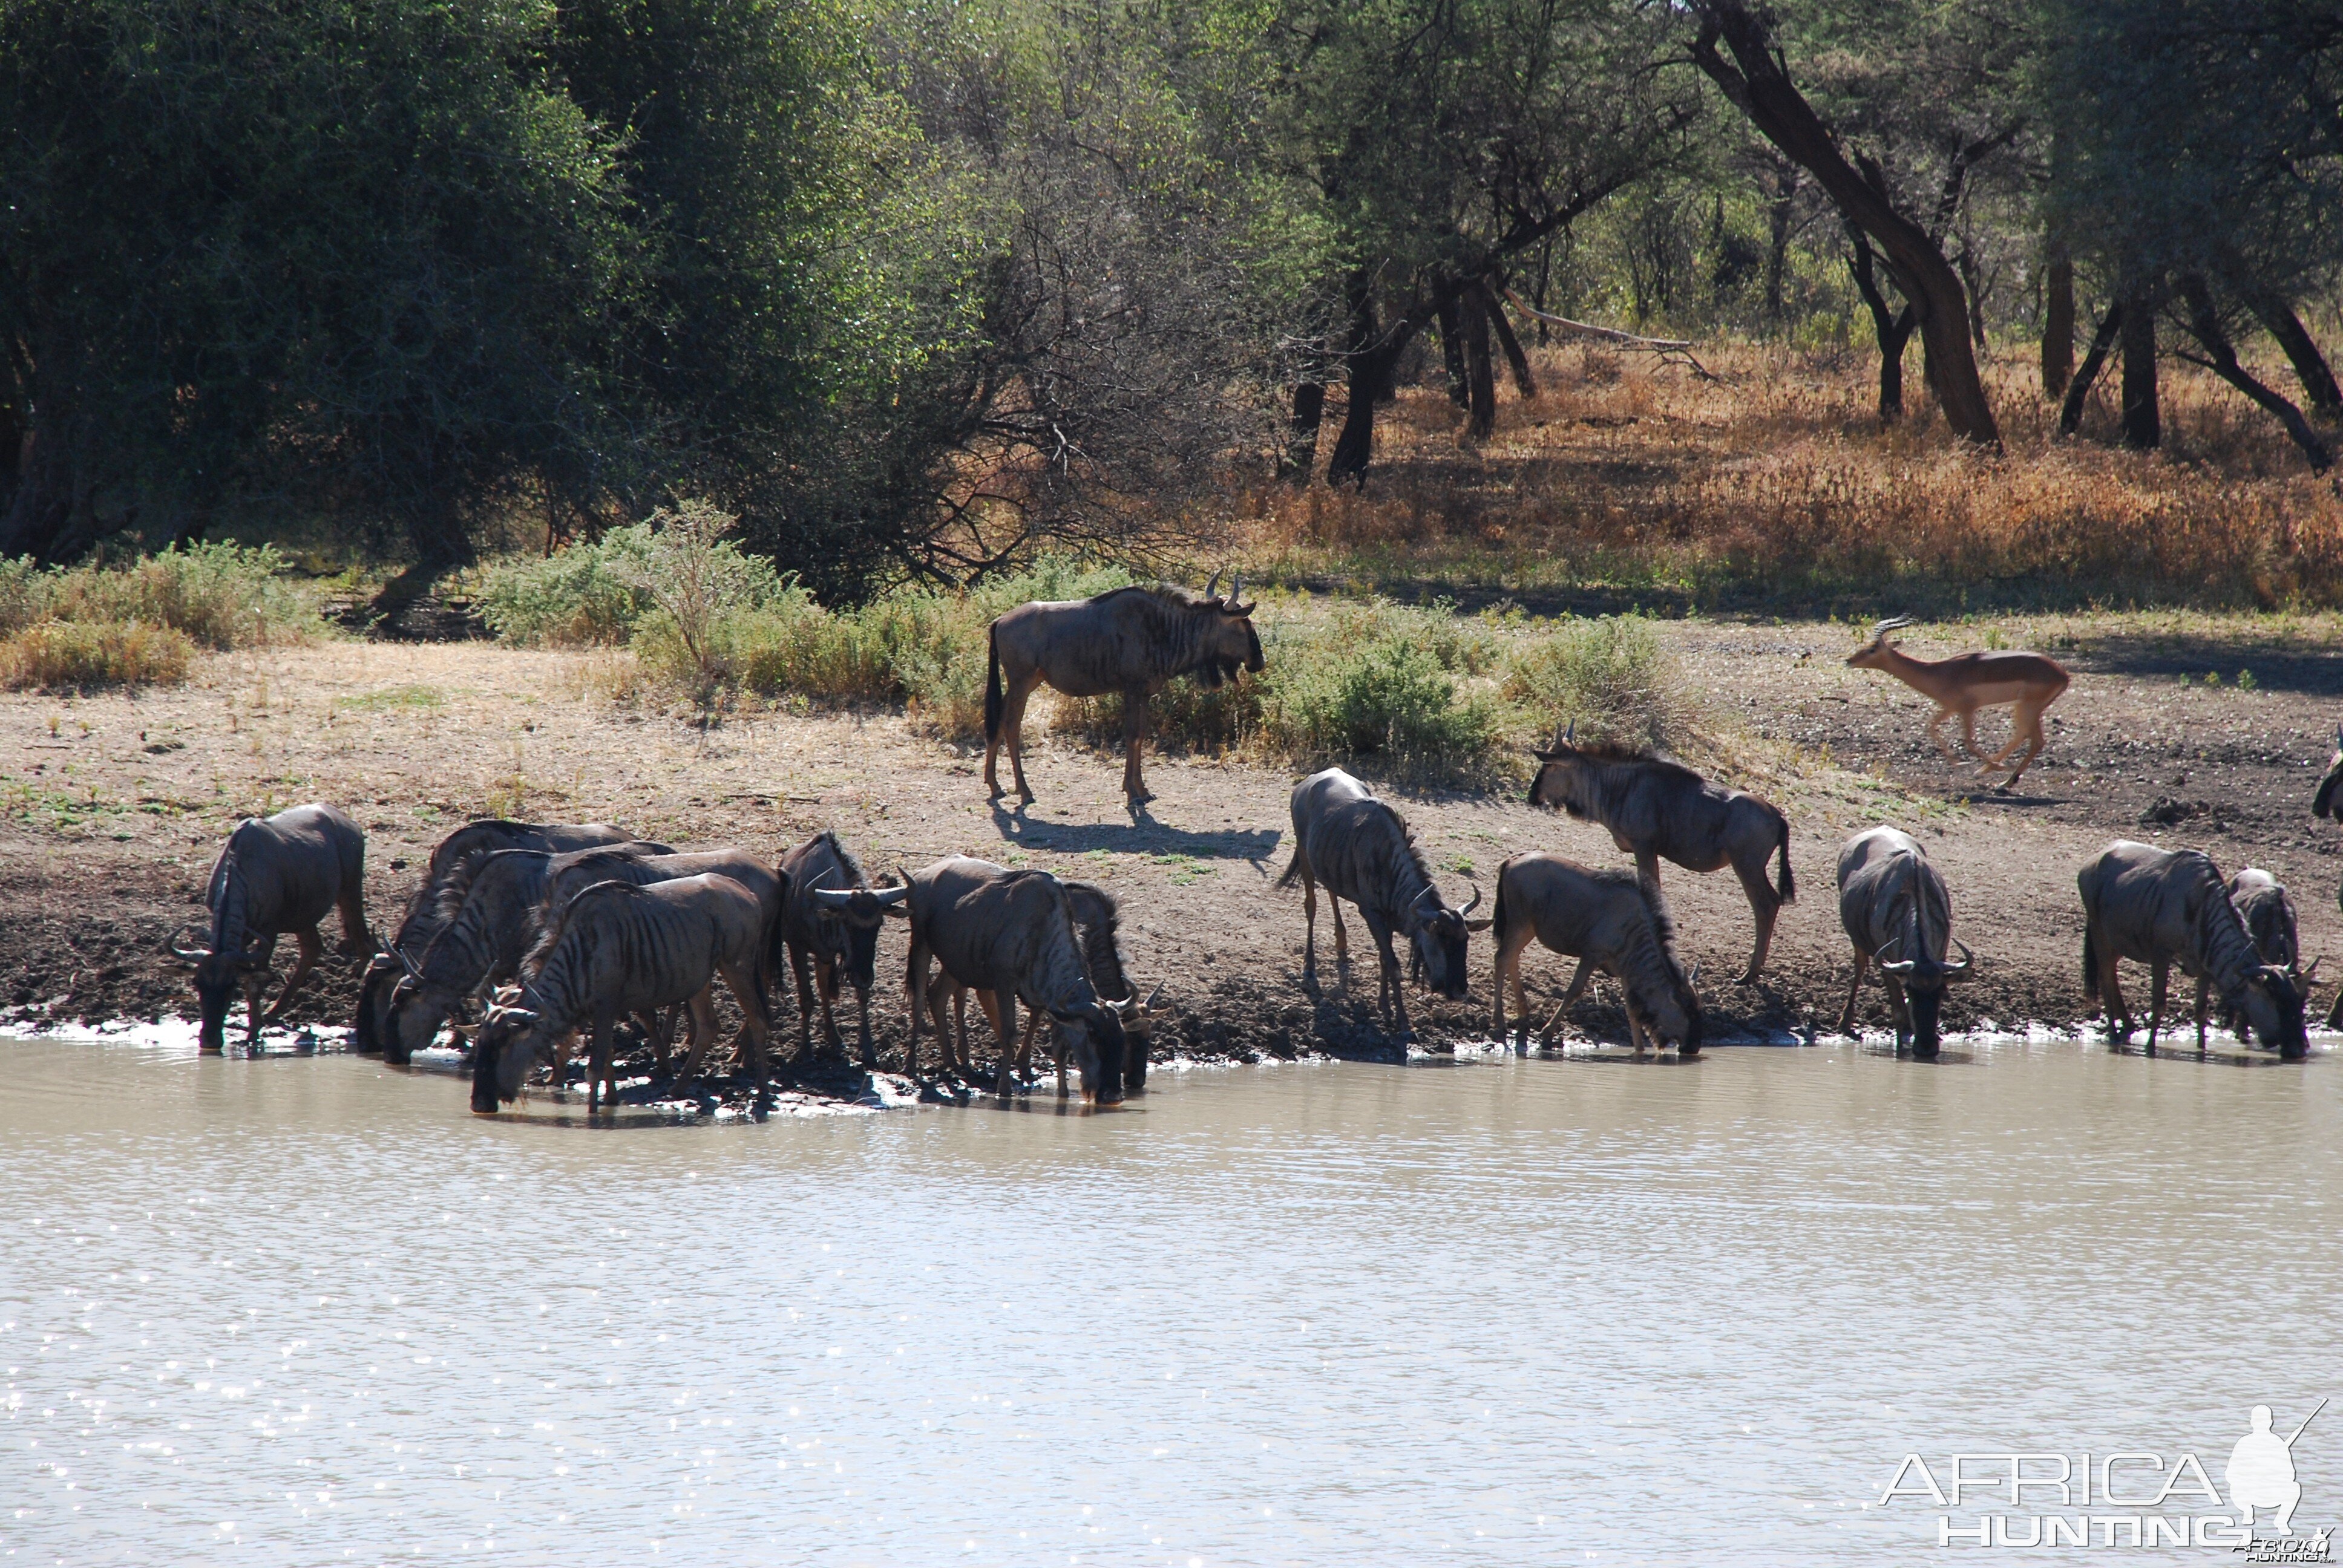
1121, 685, 1152, 805
1363, 915, 1408, 1038
2146, 961, 2169, 1051
788, 944, 818, 1059
1328, 893, 1352, 982
812, 955, 845, 1052
1492, 920, 1530, 1043
1884, 975, 1910, 1051
997, 673, 1041, 804
718, 959, 773, 1086
1299, 871, 1320, 985
902, 942, 929, 1076
855, 984, 874, 1069
973, 989, 1016, 1097
332, 878, 373, 958
1729, 857, 1781, 984
588, 1007, 617, 1115
260, 928, 323, 1025
2326, 985, 2343, 1032
1924, 707, 1961, 764
2097, 944, 2132, 1042
673, 988, 723, 1082
1838, 948, 1871, 1036
2191, 975, 2210, 1051
1538, 956, 1598, 1047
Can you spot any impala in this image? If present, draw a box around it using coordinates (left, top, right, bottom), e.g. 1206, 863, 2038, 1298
1846, 617, 2071, 789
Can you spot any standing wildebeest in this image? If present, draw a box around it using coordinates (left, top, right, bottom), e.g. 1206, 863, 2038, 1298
902, 857, 1130, 1102
171, 804, 375, 1053
1525, 727, 1794, 983
2313, 725, 2343, 821
983, 575, 1264, 807
1845, 617, 2071, 790
1277, 768, 1489, 1041
1489, 852, 1701, 1054
1833, 826, 1973, 1057
471, 875, 775, 1115
353, 818, 643, 1054
2079, 840, 2308, 1057
379, 840, 679, 1063
2217, 868, 2318, 1031
776, 831, 909, 1065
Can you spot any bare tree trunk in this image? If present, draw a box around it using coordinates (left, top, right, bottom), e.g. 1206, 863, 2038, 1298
2059, 299, 2123, 435
2042, 247, 2075, 399
1482, 283, 1538, 400
2179, 276, 2332, 471
2240, 286, 2343, 414
1689, 0, 2000, 446
1463, 286, 1498, 440
1436, 293, 1469, 408
2119, 284, 2160, 450
1848, 232, 1918, 423
1283, 382, 1327, 483
1326, 279, 1420, 486
1762, 156, 1800, 326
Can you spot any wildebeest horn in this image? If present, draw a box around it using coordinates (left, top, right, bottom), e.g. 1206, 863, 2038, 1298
395, 945, 424, 979
812, 887, 856, 909
1143, 982, 1164, 1010
166, 931, 211, 965
1205, 570, 1222, 600
871, 883, 909, 907
1227, 575, 1244, 606
1686, 962, 1700, 987
2301, 955, 2324, 987
1460, 886, 1483, 917
1945, 938, 1976, 976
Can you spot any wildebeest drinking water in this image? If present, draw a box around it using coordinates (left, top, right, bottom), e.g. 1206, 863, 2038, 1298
1278, 768, 1489, 1042
171, 803, 375, 1053
1489, 852, 1700, 1053
471, 874, 776, 1115
1834, 826, 1973, 1056
902, 856, 1131, 1102
1525, 727, 1793, 983
2079, 840, 2308, 1057
983, 575, 1264, 808
776, 830, 909, 1065
2218, 867, 2317, 1031
353, 818, 644, 1054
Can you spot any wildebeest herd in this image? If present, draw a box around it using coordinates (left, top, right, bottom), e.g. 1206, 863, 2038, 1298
157, 595, 2333, 1114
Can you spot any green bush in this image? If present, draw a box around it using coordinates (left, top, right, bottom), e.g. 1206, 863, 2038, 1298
2, 620, 196, 690
0, 543, 318, 649
1502, 612, 1700, 756
475, 525, 662, 646
1255, 599, 1512, 780
0, 558, 39, 637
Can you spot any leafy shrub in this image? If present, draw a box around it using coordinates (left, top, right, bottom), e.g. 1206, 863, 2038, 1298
1502, 612, 1702, 756
475, 526, 661, 645
2, 621, 196, 690
0, 543, 317, 648
0, 558, 39, 636
1255, 599, 1512, 780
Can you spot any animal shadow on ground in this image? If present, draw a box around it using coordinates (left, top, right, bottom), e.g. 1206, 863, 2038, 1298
2065, 638, 2343, 698
988, 800, 1282, 863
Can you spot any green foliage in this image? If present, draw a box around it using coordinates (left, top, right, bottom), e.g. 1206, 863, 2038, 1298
0, 543, 317, 648
476, 529, 661, 647
2, 619, 195, 690
1254, 601, 1512, 780
1502, 613, 1701, 756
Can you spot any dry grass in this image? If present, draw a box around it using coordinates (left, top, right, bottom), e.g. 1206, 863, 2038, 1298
1231, 341, 2343, 613
1, 621, 196, 691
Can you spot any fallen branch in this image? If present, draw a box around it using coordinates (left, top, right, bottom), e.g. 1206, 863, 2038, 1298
1502, 293, 1725, 382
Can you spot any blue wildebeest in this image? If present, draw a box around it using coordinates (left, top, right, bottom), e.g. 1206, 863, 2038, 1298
353, 818, 643, 1054
1489, 852, 1701, 1054
1834, 826, 1973, 1057
965, 878, 1166, 1096
1526, 726, 1794, 983
776, 831, 909, 1065
902, 857, 1131, 1103
2311, 725, 2343, 820
2217, 868, 2319, 1032
471, 875, 776, 1115
983, 575, 1264, 807
2079, 840, 2308, 1057
379, 840, 677, 1063
171, 804, 375, 1053
1277, 768, 1488, 1041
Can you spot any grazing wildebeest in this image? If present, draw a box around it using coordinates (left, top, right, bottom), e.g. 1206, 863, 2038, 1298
1277, 768, 1489, 1041
353, 818, 643, 1054
775, 830, 909, 1065
1833, 826, 1973, 1057
1845, 617, 2071, 789
1489, 852, 1701, 1054
978, 878, 1164, 1096
902, 857, 1130, 1102
2079, 840, 2308, 1057
471, 875, 775, 1115
1525, 727, 1793, 983
2215, 868, 2317, 1032
983, 575, 1264, 807
171, 804, 375, 1053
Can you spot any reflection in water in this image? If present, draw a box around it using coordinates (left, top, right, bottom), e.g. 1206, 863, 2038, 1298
0, 1036, 2335, 1564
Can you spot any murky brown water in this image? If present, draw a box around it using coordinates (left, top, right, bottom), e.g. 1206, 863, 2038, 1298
1, 1035, 2335, 1565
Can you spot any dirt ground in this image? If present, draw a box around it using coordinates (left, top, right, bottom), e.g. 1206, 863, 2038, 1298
5, 615, 2342, 1096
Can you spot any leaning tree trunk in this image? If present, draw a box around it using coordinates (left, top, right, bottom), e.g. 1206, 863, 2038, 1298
2240, 287, 2343, 415
1283, 382, 1327, 483
2179, 277, 2332, 471
1848, 233, 1918, 423
1481, 283, 1538, 400
2119, 284, 2160, 450
1326, 278, 1422, 486
1689, 0, 1999, 446
1435, 294, 1470, 408
1462, 285, 1498, 441
2042, 247, 2075, 399
2059, 300, 2123, 435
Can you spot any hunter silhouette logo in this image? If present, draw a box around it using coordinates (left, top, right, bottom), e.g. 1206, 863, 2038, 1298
2229, 1400, 2324, 1537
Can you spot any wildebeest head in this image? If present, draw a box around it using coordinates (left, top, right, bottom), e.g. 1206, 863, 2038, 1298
1405, 886, 1490, 999
1525, 724, 1594, 817
471, 1000, 556, 1114
2315, 725, 2343, 819
1631, 961, 1706, 1055
168, 930, 266, 1052
1106, 982, 1168, 1093
1876, 936, 1974, 1056
809, 876, 911, 991
1047, 1002, 1132, 1106
2227, 964, 2309, 1058
1844, 615, 1915, 670
382, 961, 450, 1065
1194, 572, 1265, 687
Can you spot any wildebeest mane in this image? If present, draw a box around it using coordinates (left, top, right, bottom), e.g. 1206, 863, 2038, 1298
1567, 740, 1702, 780
1092, 584, 1250, 684
813, 827, 867, 890
521, 877, 642, 979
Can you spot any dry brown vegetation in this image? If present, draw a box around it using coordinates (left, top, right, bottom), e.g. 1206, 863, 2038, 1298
1230, 341, 2343, 614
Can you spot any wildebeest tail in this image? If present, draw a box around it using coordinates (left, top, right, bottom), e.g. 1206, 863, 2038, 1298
1492, 860, 1514, 949
1275, 844, 1306, 889
2081, 923, 2100, 1008
983, 624, 1004, 742
1772, 814, 1795, 903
